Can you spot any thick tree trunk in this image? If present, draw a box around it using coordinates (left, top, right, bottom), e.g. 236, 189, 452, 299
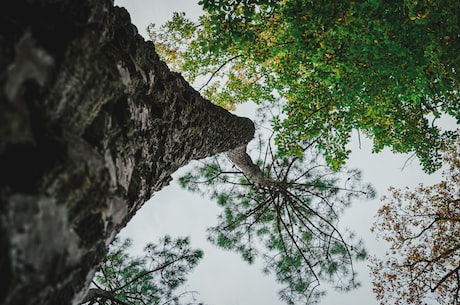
0, 1, 254, 305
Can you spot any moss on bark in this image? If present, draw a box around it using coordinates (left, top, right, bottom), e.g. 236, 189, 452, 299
0, 1, 254, 304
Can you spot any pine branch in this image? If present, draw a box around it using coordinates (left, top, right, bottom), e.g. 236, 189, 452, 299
112, 254, 193, 293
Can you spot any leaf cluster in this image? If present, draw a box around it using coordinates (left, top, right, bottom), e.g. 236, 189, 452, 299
149, 0, 459, 173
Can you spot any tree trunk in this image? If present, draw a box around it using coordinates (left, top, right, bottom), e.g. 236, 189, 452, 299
0, 1, 254, 305
227, 145, 272, 187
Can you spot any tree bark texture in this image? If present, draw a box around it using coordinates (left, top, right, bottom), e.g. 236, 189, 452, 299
0, 1, 255, 305
226, 145, 269, 186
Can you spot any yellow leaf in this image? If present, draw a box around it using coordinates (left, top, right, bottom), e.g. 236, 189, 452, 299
417, 10, 430, 19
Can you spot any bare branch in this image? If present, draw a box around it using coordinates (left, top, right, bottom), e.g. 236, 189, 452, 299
198, 54, 243, 91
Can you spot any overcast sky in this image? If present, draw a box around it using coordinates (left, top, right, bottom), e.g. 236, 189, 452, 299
113, 1, 457, 304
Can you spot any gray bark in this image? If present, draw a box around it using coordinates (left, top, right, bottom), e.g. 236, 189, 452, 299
0, 1, 254, 305
226, 145, 273, 187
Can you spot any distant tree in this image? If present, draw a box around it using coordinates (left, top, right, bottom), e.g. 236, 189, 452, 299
149, 0, 459, 173
80, 236, 204, 305
370, 135, 460, 305
179, 131, 375, 305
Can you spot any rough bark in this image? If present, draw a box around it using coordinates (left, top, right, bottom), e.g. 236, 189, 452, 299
0, 1, 254, 305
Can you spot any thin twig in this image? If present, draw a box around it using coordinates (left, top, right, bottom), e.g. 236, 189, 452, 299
198, 54, 243, 91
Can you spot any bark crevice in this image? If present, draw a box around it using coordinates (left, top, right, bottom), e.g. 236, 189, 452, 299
0, 1, 254, 305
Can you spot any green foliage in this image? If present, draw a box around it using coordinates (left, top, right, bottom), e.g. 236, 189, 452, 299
149, 0, 460, 173
179, 134, 374, 305
85, 236, 203, 305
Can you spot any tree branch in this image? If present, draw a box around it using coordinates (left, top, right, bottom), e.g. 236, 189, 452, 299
80, 288, 130, 305
112, 254, 193, 293
431, 264, 460, 293
198, 54, 243, 91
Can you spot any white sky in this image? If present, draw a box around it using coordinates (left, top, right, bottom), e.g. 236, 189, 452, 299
114, 1, 458, 304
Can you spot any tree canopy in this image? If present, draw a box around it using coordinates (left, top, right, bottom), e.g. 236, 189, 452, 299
179, 132, 374, 304
81, 236, 204, 305
144, 1, 460, 304
370, 134, 460, 305
149, 0, 459, 173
